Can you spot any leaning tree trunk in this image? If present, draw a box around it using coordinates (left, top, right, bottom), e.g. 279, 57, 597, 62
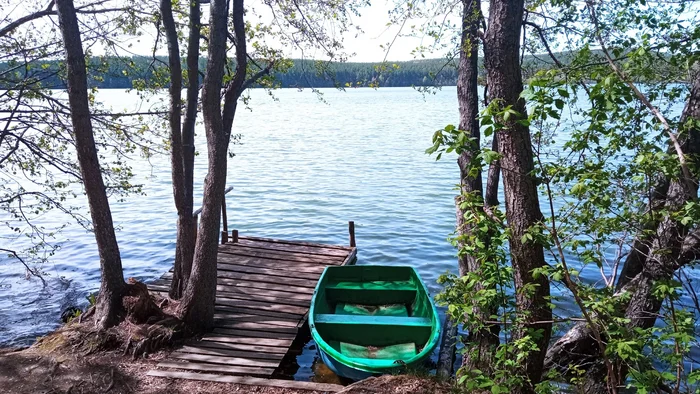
56, 0, 125, 328
177, 0, 247, 332
586, 73, 700, 394
168, 0, 201, 299
454, 0, 500, 374
545, 74, 700, 393
483, 0, 551, 389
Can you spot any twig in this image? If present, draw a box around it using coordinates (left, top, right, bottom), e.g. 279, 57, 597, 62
104, 368, 115, 392
0, 248, 47, 287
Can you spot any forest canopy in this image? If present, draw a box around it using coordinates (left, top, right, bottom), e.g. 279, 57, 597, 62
1, 50, 684, 90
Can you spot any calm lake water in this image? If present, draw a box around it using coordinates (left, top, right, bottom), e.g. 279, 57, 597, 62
1, 87, 696, 378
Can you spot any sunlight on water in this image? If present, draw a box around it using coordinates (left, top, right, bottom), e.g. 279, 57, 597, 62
0, 86, 696, 377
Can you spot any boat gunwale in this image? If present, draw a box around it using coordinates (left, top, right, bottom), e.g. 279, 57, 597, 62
308, 265, 441, 374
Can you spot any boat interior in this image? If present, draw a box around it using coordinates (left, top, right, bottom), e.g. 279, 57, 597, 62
312, 266, 433, 361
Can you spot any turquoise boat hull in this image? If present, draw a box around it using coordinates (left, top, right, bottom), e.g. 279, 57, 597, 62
309, 265, 440, 380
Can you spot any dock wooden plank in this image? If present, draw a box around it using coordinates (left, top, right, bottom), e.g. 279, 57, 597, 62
219, 245, 345, 265
222, 244, 345, 262
171, 353, 280, 368
217, 262, 322, 280
151, 235, 356, 382
157, 274, 316, 294
213, 323, 298, 334
149, 284, 313, 308
215, 308, 303, 323
233, 238, 351, 257
214, 291, 311, 308
213, 313, 301, 327
177, 346, 285, 361
195, 340, 290, 354
213, 285, 313, 300
239, 235, 353, 251
217, 256, 327, 273
201, 334, 294, 345
215, 298, 308, 315
216, 270, 318, 288
147, 369, 343, 392
156, 361, 275, 377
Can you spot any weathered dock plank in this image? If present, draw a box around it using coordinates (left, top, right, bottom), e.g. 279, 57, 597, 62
147, 370, 343, 392
147, 233, 356, 389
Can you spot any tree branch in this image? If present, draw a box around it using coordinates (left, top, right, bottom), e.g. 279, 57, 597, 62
240, 61, 275, 92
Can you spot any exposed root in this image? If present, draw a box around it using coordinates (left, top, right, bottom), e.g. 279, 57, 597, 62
78, 306, 95, 324
104, 368, 115, 392
34, 279, 188, 361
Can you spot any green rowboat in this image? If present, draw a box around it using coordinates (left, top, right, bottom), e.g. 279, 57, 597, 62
309, 265, 440, 380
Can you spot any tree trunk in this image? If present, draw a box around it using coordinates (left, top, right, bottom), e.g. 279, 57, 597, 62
55, 0, 125, 329
177, 0, 247, 332
176, 0, 202, 297
485, 135, 500, 206
453, 0, 500, 374
159, 0, 189, 299
483, 0, 551, 389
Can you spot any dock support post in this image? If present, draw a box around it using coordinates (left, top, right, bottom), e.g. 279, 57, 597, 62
436, 315, 458, 379
232, 229, 239, 243
221, 230, 228, 244
348, 221, 356, 247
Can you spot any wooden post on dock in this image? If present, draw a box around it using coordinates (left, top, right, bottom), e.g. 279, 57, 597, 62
221, 195, 228, 233
221, 230, 228, 244
436, 315, 458, 379
232, 229, 239, 243
348, 221, 356, 247
193, 215, 198, 242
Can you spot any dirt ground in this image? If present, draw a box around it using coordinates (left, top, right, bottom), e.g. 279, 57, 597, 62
0, 333, 451, 394
0, 346, 324, 394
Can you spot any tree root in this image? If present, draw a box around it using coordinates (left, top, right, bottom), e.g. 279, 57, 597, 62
78, 306, 95, 324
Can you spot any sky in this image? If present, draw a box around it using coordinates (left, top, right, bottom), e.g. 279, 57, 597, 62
130, 0, 449, 63
1, 0, 456, 62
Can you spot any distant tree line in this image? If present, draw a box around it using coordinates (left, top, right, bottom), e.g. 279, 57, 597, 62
1, 52, 683, 91
0, 54, 577, 90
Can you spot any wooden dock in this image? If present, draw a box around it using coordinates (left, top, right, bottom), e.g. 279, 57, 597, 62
146, 232, 357, 391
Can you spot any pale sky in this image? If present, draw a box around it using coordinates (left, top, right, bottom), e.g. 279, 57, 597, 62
1, 0, 455, 62
125, 0, 450, 62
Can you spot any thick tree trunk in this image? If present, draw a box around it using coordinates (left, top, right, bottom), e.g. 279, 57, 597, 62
55, 0, 125, 328
177, 0, 247, 332
483, 0, 551, 389
453, 0, 500, 374
159, 0, 189, 299
545, 75, 700, 393
176, 0, 202, 297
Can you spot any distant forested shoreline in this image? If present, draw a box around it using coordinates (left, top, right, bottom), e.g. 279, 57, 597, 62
0, 52, 682, 90
0, 56, 551, 90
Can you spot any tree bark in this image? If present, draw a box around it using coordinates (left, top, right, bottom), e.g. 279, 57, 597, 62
485, 135, 500, 207
177, 0, 247, 332
483, 0, 551, 389
55, 0, 125, 328
159, 0, 189, 299
453, 0, 500, 374
177, 0, 202, 297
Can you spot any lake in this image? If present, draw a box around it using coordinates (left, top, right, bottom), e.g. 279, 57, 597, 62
0, 86, 696, 378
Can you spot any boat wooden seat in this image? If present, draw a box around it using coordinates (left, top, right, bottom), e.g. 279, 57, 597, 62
334, 302, 409, 316
314, 314, 431, 327
327, 281, 415, 291
325, 281, 417, 305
